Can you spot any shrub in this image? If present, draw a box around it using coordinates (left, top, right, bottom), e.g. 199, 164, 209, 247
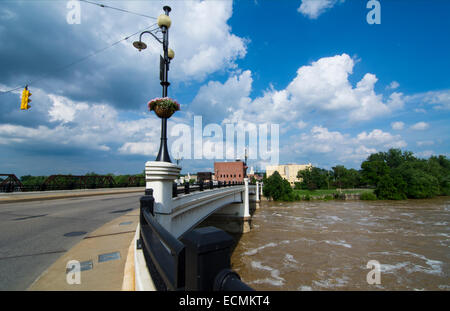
324, 194, 334, 201
360, 192, 377, 200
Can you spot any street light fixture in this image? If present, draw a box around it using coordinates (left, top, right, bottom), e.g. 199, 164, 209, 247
133, 5, 174, 163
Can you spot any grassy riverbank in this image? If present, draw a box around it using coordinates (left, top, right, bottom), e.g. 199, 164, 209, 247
288, 188, 375, 201
293, 189, 374, 196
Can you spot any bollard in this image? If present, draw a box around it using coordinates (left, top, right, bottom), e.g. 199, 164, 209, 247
181, 227, 235, 291
199, 181, 204, 191
184, 182, 190, 194
209, 180, 213, 189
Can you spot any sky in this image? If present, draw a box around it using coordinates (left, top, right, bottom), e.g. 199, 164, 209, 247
0, 0, 449, 177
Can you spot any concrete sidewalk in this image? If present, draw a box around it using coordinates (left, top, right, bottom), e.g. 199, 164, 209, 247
0, 187, 145, 204
28, 210, 139, 291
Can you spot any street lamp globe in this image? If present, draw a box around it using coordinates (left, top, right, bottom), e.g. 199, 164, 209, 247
168, 48, 175, 60
157, 14, 171, 28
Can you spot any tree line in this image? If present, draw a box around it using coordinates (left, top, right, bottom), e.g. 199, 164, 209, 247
18, 172, 146, 188
262, 148, 450, 201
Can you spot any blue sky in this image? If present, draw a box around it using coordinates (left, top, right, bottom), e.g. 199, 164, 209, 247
0, 0, 449, 177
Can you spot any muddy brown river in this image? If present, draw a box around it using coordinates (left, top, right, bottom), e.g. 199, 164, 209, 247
229, 197, 450, 290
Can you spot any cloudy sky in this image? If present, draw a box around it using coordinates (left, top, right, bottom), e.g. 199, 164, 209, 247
0, 0, 449, 177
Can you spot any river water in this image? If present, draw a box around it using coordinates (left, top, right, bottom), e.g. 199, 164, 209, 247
230, 197, 450, 290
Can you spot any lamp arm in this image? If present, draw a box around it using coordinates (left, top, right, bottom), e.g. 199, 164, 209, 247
139, 31, 163, 45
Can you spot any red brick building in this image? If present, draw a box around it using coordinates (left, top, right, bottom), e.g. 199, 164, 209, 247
214, 161, 247, 183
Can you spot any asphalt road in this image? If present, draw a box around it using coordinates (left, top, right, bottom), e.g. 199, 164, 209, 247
0, 192, 143, 290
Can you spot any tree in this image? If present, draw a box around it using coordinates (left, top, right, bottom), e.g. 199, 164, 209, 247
361, 158, 390, 186
298, 167, 330, 190
263, 171, 293, 201
401, 168, 439, 199
375, 175, 405, 200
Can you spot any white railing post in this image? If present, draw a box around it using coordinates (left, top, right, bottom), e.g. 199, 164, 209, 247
256, 181, 260, 202
145, 161, 181, 233
243, 178, 250, 217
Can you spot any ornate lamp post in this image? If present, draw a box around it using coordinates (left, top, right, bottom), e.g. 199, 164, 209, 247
133, 6, 175, 163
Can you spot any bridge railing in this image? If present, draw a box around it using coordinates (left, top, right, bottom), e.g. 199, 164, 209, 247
139, 189, 185, 290
139, 188, 253, 291
172, 180, 246, 198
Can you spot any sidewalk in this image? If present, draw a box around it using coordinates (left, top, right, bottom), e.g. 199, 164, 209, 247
28, 210, 139, 291
0, 187, 145, 204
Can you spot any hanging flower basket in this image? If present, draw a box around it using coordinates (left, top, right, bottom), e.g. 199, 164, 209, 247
148, 97, 180, 118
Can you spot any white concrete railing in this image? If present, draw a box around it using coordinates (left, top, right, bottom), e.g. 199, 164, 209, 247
144, 160, 260, 238
134, 161, 262, 290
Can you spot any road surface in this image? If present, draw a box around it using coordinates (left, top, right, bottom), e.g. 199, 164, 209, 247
0, 192, 143, 290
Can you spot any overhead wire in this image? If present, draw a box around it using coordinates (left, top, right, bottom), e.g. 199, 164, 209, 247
1, 0, 161, 95
79, 0, 157, 20
0, 24, 158, 95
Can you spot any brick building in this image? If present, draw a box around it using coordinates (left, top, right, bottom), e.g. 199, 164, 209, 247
214, 161, 247, 183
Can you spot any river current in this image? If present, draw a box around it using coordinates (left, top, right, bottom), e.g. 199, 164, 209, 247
230, 197, 450, 290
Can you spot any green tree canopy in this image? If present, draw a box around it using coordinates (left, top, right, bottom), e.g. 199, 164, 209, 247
263, 171, 293, 201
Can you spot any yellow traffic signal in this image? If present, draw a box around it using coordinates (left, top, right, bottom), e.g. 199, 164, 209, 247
20, 86, 32, 110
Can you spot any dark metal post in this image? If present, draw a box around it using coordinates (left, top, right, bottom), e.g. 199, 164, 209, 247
138, 189, 154, 249
199, 180, 204, 191
172, 182, 178, 198
140, 189, 155, 218
184, 181, 190, 194
180, 227, 234, 291
156, 6, 172, 163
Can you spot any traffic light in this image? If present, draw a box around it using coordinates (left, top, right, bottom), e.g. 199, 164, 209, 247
20, 86, 32, 110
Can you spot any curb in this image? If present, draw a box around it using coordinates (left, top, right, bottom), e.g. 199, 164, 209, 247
0, 188, 145, 204
121, 236, 136, 291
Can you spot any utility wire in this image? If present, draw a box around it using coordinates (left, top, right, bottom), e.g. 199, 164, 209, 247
0, 24, 157, 95
79, 0, 157, 20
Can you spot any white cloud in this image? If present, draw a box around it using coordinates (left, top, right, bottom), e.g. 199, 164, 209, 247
118, 142, 157, 156
405, 90, 450, 110
0, 91, 165, 155
386, 81, 400, 90
415, 150, 434, 158
296, 121, 308, 129
414, 108, 427, 113
169, 0, 247, 80
201, 54, 404, 127
391, 121, 405, 130
356, 129, 407, 148
416, 140, 434, 147
48, 95, 89, 123
387, 92, 405, 110
298, 0, 340, 19
410, 122, 429, 130
286, 127, 407, 165
55, 0, 247, 83
190, 70, 252, 122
